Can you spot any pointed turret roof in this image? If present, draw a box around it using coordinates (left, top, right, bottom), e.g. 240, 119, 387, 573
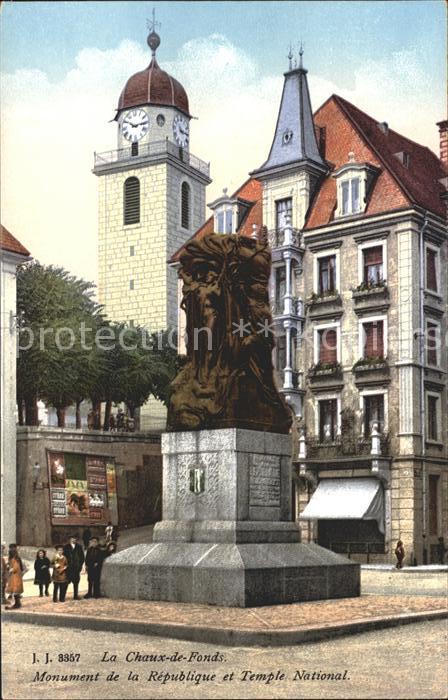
252, 50, 325, 176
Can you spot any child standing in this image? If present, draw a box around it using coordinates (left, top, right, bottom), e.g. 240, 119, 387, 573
34, 549, 51, 597
51, 545, 68, 602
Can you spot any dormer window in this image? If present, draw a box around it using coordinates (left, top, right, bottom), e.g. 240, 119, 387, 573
333, 153, 378, 218
216, 207, 233, 234
341, 178, 360, 215
208, 188, 252, 235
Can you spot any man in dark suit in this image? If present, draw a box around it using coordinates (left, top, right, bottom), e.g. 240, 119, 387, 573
84, 537, 104, 599
63, 535, 85, 600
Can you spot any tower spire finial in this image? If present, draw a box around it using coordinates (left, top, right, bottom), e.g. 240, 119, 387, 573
287, 44, 293, 71
147, 8, 161, 58
298, 41, 304, 69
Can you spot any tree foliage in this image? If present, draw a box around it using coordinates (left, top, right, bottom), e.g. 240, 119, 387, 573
17, 262, 178, 428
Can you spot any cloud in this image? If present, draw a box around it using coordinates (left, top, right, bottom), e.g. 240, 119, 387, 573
1, 36, 442, 284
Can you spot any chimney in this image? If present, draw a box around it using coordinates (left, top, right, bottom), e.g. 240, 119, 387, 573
437, 120, 448, 167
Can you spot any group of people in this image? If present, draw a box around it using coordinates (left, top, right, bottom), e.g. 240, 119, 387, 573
1, 526, 119, 609
87, 407, 135, 432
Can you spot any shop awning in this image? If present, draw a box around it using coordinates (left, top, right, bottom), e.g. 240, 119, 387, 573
299, 478, 384, 533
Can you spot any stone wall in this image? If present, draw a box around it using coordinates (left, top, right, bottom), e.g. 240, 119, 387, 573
16, 427, 162, 546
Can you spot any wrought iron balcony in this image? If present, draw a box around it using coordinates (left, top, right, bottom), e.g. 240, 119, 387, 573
306, 433, 390, 459
93, 140, 210, 178
270, 297, 304, 318
268, 227, 302, 249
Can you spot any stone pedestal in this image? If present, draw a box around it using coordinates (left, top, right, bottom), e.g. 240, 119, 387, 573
102, 429, 360, 606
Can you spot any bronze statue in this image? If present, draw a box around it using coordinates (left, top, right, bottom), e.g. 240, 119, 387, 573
167, 233, 292, 434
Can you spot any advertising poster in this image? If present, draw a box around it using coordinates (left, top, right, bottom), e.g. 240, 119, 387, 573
47, 451, 116, 526
1, 2, 447, 700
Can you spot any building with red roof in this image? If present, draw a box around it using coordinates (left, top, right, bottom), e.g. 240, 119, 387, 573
172, 51, 447, 566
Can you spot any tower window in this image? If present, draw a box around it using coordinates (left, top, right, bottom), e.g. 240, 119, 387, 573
181, 182, 191, 229
130, 245, 135, 257
129, 279, 134, 290
131, 142, 139, 156
276, 198, 292, 230
124, 177, 140, 225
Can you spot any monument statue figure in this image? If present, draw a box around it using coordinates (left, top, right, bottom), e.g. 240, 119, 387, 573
168, 233, 292, 434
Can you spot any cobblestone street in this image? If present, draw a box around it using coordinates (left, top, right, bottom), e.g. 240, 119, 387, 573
2, 618, 447, 699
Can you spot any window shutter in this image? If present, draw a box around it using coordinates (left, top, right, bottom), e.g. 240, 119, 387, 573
426, 249, 438, 292
124, 177, 140, 225
181, 182, 191, 229
319, 328, 337, 364
364, 246, 383, 266
364, 321, 384, 358
427, 396, 438, 441
427, 323, 438, 365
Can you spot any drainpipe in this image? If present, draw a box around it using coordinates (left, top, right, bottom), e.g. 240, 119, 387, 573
419, 213, 429, 564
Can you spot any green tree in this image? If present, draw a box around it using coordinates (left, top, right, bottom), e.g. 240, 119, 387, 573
16, 262, 103, 426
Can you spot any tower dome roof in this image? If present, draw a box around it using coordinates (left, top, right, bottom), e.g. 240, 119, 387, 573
117, 29, 190, 117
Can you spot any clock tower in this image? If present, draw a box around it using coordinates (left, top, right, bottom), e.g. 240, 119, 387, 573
93, 25, 211, 337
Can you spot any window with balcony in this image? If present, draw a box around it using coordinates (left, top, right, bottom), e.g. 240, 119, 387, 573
425, 246, 439, 293
341, 178, 360, 215
181, 182, 191, 229
318, 328, 338, 364
124, 177, 140, 225
319, 399, 338, 441
426, 321, 439, 366
363, 246, 384, 285
318, 255, 336, 294
275, 198, 292, 229
363, 320, 384, 359
363, 394, 385, 437
427, 394, 440, 441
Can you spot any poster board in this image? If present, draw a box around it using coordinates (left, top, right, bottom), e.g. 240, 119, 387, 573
47, 450, 117, 526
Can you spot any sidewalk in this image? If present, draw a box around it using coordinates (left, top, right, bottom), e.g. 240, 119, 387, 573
4, 593, 447, 647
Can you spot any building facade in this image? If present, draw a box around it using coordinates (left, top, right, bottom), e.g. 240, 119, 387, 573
1, 225, 31, 543
172, 54, 447, 564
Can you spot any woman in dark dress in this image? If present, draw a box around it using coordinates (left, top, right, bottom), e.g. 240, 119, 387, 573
34, 549, 51, 596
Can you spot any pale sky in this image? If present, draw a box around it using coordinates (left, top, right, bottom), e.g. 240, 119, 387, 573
1, 1, 446, 283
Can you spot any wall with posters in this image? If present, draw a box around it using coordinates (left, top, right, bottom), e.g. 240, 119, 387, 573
47, 451, 119, 527
16, 426, 162, 546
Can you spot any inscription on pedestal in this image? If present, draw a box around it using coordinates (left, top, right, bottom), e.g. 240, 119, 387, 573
249, 454, 281, 507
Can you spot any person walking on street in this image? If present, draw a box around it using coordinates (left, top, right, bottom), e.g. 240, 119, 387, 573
1, 544, 8, 604
34, 549, 51, 597
52, 545, 68, 602
5, 544, 24, 609
105, 521, 113, 545
84, 537, 104, 599
394, 540, 405, 569
82, 527, 92, 551
436, 537, 447, 564
63, 535, 85, 600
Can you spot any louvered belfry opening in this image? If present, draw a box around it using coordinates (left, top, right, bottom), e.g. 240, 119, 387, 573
124, 177, 140, 225
181, 181, 191, 229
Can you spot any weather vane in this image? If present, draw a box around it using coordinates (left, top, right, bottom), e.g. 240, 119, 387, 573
147, 7, 161, 34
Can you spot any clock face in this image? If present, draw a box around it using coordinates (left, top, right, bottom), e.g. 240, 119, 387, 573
173, 114, 189, 147
121, 109, 149, 142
